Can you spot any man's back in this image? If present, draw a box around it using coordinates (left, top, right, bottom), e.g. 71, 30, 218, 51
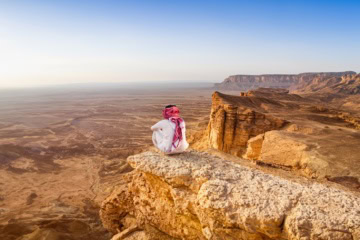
151, 119, 189, 154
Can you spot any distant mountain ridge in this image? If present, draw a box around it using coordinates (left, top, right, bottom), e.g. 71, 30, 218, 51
215, 71, 357, 92
293, 73, 360, 95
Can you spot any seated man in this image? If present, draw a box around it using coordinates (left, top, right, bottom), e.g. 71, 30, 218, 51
151, 105, 189, 154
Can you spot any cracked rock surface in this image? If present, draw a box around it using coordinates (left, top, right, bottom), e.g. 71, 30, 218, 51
100, 150, 360, 240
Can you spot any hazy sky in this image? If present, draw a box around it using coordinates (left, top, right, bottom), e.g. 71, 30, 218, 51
0, 0, 359, 88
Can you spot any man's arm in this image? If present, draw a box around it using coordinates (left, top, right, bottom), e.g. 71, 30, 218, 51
151, 120, 165, 131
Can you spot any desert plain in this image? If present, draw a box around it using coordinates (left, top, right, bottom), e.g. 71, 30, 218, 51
0, 74, 360, 239
0, 85, 213, 240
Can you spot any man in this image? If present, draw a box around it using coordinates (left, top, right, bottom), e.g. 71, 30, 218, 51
151, 105, 189, 154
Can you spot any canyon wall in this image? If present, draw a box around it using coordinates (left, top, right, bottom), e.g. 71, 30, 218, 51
207, 91, 288, 156
100, 151, 360, 240
204, 90, 360, 190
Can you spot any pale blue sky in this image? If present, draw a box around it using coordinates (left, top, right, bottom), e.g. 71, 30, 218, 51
0, 0, 359, 88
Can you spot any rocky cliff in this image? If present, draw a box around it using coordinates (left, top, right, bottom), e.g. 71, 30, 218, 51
214, 71, 356, 91
293, 73, 360, 95
206, 91, 288, 156
215, 74, 298, 90
100, 151, 360, 240
201, 90, 360, 191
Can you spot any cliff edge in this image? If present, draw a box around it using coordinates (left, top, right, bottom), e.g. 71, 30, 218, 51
206, 91, 288, 157
198, 90, 360, 191
100, 150, 360, 240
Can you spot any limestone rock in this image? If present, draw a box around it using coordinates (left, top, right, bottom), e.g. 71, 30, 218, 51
100, 151, 360, 240
258, 131, 329, 177
203, 90, 360, 191
243, 129, 360, 188
207, 92, 287, 157
242, 133, 264, 160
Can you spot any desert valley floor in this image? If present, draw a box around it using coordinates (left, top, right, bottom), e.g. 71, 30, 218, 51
0, 87, 213, 240
0, 83, 359, 240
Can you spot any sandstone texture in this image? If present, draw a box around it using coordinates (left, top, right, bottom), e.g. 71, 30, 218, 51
207, 91, 288, 157
245, 129, 360, 188
252, 131, 329, 176
242, 133, 264, 160
100, 151, 360, 240
202, 89, 360, 191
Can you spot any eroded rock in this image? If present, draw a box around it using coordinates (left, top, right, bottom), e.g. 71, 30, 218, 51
204, 90, 360, 191
207, 92, 287, 157
258, 131, 329, 176
100, 151, 360, 240
242, 133, 264, 160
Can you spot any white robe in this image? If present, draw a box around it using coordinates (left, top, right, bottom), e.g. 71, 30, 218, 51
151, 118, 189, 154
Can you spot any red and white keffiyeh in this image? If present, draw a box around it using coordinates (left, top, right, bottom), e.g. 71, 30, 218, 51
162, 106, 183, 149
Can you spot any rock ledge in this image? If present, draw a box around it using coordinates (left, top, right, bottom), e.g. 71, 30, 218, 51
100, 150, 360, 240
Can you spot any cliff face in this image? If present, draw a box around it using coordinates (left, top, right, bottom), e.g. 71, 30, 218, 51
207, 91, 288, 156
294, 73, 360, 95
100, 151, 360, 240
214, 71, 356, 91
202, 90, 360, 191
215, 74, 298, 90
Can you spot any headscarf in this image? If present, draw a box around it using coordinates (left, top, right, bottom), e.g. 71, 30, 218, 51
162, 106, 183, 149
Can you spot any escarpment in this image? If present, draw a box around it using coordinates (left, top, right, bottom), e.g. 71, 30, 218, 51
215, 74, 298, 90
214, 71, 356, 91
204, 89, 360, 190
207, 91, 288, 157
100, 151, 360, 240
100, 85, 360, 240
293, 73, 360, 95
